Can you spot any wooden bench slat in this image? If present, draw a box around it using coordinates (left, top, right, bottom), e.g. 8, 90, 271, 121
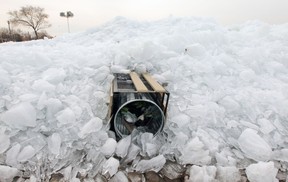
142, 73, 166, 92
129, 72, 148, 92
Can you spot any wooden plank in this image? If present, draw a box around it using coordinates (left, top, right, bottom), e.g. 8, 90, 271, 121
142, 73, 166, 92
129, 72, 148, 92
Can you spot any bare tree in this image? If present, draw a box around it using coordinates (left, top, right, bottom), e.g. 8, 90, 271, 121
8, 6, 51, 39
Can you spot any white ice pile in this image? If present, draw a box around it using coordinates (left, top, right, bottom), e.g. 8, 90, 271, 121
1, 16, 288, 181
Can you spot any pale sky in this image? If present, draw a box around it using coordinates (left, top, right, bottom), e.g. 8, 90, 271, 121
1, 0, 288, 36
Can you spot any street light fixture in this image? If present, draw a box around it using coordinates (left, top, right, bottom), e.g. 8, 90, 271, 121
60, 11, 74, 33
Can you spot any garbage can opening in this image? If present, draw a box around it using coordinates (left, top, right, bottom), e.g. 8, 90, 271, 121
114, 99, 165, 138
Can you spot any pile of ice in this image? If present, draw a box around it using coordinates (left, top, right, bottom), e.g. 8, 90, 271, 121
1, 16, 288, 181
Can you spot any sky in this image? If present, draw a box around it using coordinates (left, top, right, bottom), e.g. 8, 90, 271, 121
0, 0, 288, 36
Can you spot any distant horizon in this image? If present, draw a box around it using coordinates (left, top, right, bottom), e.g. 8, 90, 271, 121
1, 0, 288, 36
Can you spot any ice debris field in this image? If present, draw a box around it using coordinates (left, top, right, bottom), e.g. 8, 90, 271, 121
0, 17, 288, 181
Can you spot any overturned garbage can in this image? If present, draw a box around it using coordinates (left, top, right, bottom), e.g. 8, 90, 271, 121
109, 72, 169, 139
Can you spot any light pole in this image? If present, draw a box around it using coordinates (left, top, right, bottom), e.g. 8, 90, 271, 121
60, 11, 74, 33
7, 21, 12, 41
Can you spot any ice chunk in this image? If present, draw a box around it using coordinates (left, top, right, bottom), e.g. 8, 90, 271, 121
32, 79, 56, 92
0, 68, 11, 86
17, 145, 36, 162
0, 165, 19, 182
246, 161, 278, 182
122, 111, 137, 123
187, 165, 217, 182
56, 108, 76, 126
48, 133, 62, 155
110, 171, 129, 182
238, 128, 272, 161
170, 113, 190, 128
135, 154, 166, 172
46, 98, 63, 120
42, 68, 66, 84
78, 117, 103, 138
101, 138, 117, 157
216, 166, 241, 182
6, 143, 21, 167
145, 143, 158, 157
115, 135, 131, 158
102, 157, 120, 177
272, 149, 288, 162
215, 148, 237, 166
18, 94, 38, 102
185, 43, 206, 58
111, 65, 130, 74
139, 133, 158, 157
1, 102, 37, 129
93, 66, 110, 82
0, 133, 10, 154
37, 92, 47, 110
29, 175, 37, 182
134, 63, 147, 74
178, 137, 211, 165
257, 118, 275, 134
218, 96, 240, 113
170, 131, 189, 147
122, 143, 141, 164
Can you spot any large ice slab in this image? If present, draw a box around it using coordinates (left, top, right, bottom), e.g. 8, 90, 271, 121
246, 161, 278, 182
238, 128, 272, 161
1, 102, 37, 129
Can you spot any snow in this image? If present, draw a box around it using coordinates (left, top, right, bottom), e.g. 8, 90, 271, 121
0, 16, 288, 180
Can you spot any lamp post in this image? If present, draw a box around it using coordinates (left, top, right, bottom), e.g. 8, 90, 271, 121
60, 11, 74, 33
7, 21, 12, 40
